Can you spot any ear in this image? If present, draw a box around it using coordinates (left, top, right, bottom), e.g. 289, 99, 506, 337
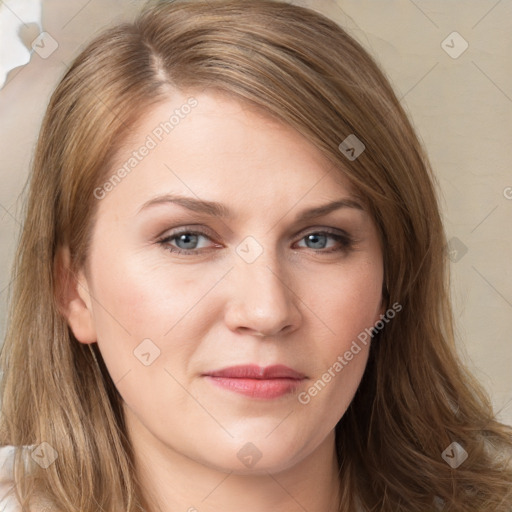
55, 246, 97, 344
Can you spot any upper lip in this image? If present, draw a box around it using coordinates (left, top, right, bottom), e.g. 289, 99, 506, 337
204, 364, 306, 380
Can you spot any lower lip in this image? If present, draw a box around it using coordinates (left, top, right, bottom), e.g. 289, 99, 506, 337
205, 376, 303, 399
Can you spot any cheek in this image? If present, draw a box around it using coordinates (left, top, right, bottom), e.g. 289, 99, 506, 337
306, 256, 383, 346
89, 241, 220, 332
296, 257, 382, 410
85, 239, 238, 393
85, 247, 201, 375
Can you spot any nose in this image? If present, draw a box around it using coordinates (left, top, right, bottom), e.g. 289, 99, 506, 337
223, 250, 302, 338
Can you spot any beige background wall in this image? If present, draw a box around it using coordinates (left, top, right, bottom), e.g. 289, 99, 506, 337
0, 0, 511, 424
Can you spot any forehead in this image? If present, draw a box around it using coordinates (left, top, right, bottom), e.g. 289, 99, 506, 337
97, 90, 360, 217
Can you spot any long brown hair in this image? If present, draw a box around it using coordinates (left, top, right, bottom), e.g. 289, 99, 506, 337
1, 1, 511, 510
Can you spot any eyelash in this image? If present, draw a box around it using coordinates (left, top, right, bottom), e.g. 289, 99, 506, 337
156, 226, 355, 256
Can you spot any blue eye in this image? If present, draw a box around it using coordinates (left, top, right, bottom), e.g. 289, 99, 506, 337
295, 231, 354, 253
299, 233, 339, 250
159, 230, 216, 255
157, 228, 354, 256
173, 232, 202, 250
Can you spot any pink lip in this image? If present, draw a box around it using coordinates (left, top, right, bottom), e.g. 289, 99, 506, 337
203, 364, 306, 399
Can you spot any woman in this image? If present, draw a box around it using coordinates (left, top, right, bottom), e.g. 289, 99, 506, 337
0, 0, 511, 511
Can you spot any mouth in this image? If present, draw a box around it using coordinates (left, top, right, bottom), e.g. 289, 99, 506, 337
203, 364, 306, 399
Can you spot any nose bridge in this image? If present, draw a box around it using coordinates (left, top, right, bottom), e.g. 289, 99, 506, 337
225, 237, 301, 336
241, 249, 286, 297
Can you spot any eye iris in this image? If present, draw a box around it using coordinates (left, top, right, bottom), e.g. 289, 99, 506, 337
176, 233, 199, 250
306, 233, 327, 249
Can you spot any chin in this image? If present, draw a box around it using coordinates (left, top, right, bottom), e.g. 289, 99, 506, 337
193, 430, 318, 476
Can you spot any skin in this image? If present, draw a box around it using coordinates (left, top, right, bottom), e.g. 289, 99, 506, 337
61, 89, 384, 512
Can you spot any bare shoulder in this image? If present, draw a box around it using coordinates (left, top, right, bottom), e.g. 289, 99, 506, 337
0, 445, 60, 512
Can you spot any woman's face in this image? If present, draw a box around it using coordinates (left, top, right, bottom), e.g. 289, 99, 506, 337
69, 90, 384, 474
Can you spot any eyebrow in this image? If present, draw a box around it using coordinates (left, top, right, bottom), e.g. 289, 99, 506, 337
137, 193, 364, 222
